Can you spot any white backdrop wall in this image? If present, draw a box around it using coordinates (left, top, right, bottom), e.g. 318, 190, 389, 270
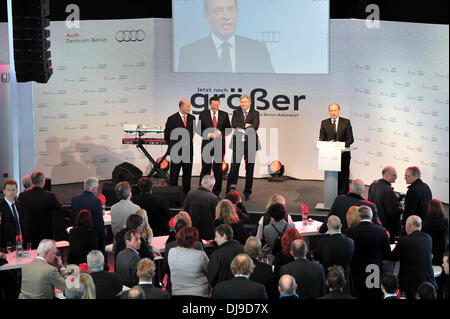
32, 19, 449, 202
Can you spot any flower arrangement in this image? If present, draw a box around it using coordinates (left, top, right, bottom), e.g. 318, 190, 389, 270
98, 194, 106, 205
79, 263, 89, 273
15, 234, 23, 243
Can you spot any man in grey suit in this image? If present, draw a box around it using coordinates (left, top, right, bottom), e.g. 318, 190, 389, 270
178, 0, 274, 73
110, 181, 140, 237
115, 230, 141, 288
19, 239, 69, 299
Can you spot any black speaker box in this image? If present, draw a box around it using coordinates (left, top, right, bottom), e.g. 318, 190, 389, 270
112, 162, 143, 186
152, 186, 185, 208
44, 177, 51, 191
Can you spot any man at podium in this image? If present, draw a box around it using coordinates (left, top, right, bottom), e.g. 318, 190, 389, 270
319, 103, 354, 195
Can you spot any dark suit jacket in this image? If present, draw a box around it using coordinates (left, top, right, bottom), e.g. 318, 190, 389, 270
131, 192, 170, 236
391, 231, 437, 294
121, 283, 170, 299
229, 107, 261, 152
207, 240, 245, 287
164, 112, 195, 161
319, 290, 357, 299
67, 226, 98, 265
198, 109, 231, 155
18, 187, 64, 248
90, 270, 123, 299
212, 277, 268, 299
115, 247, 141, 288
70, 191, 105, 250
249, 258, 277, 299
184, 187, 219, 240
319, 193, 382, 234
422, 217, 449, 265
319, 117, 354, 148
178, 34, 274, 73
280, 258, 327, 299
214, 219, 248, 245
114, 228, 154, 262
403, 178, 432, 224
0, 198, 24, 246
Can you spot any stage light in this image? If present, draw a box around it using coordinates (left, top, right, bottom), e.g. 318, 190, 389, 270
222, 162, 229, 176
156, 157, 170, 172
268, 160, 286, 182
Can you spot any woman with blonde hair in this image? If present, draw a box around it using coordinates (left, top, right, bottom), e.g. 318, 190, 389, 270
80, 273, 96, 299
214, 199, 247, 244
136, 208, 154, 244
346, 206, 360, 229
257, 193, 294, 240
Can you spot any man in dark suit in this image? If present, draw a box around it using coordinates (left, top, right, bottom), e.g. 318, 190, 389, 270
346, 206, 391, 300
319, 179, 382, 234
207, 224, 245, 287
115, 230, 141, 288
87, 250, 123, 299
369, 166, 403, 243
70, 176, 105, 252
212, 253, 268, 299
391, 215, 437, 299
18, 171, 64, 249
314, 215, 354, 294
244, 236, 276, 299
319, 265, 357, 299
381, 273, 400, 299
226, 94, 261, 200
0, 179, 23, 246
280, 239, 327, 299
403, 166, 432, 230
131, 177, 170, 236
121, 258, 169, 299
178, 0, 274, 73
164, 99, 196, 196
198, 96, 232, 196
319, 103, 354, 195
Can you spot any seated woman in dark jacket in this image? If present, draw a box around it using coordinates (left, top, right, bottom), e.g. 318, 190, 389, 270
422, 199, 449, 265
272, 228, 304, 279
213, 199, 248, 245
225, 190, 250, 224
68, 209, 98, 264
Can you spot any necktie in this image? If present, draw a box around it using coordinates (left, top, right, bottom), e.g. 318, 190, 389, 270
332, 119, 337, 140
212, 112, 217, 128
183, 115, 187, 128
244, 111, 248, 122
11, 203, 22, 236
220, 42, 232, 72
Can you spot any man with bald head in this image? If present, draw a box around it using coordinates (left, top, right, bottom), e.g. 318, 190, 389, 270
319, 179, 381, 234
164, 99, 196, 195
278, 275, 299, 299
314, 215, 354, 294
319, 103, 354, 195
391, 215, 437, 299
368, 166, 403, 243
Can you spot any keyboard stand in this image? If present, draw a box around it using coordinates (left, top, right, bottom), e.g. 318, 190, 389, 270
135, 138, 170, 184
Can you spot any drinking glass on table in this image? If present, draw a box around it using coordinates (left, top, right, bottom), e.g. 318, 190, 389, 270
6, 242, 12, 254
26, 243, 32, 257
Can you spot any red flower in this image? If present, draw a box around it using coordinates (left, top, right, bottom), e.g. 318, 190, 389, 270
98, 194, 106, 205
301, 203, 309, 215
16, 234, 23, 242
79, 263, 89, 273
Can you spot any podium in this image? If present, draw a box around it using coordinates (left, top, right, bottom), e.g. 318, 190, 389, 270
315, 141, 347, 211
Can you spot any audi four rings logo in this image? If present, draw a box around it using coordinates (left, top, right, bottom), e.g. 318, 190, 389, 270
115, 30, 145, 42
256, 31, 281, 43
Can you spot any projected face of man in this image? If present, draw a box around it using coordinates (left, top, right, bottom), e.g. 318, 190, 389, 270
179, 99, 192, 115
328, 104, 340, 119
240, 96, 251, 111
204, 0, 238, 40
210, 99, 220, 113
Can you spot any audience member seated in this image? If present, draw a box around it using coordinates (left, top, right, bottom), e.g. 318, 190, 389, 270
313, 215, 354, 295
131, 177, 171, 236
244, 236, 276, 299
125, 286, 145, 299
225, 190, 250, 224
381, 272, 400, 299
214, 199, 248, 245
18, 171, 64, 249
110, 181, 140, 237
166, 211, 192, 243
135, 209, 154, 246
273, 228, 303, 280
114, 214, 154, 262
87, 250, 122, 299
422, 199, 449, 266
442, 251, 449, 299
70, 176, 105, 251
168, 226, 210, 298
80, 273, 96, 299
257, 194, 293, 241
122, 258, 169, 299
19, 239, 69, 299
346, 206, 360, 229
212, 254, 268, 299
280, 239, 327, 299
417, 281, 437, 299
263, 203, 295, 254
184, 175, 219, 241
207, 224, 245, 288
115, 230, 141, 288
391, 215, 437, 300
319, 265, 356, 299
278, 275, 299, 299
68, 209, 98, 265
319, 179, 382, 235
